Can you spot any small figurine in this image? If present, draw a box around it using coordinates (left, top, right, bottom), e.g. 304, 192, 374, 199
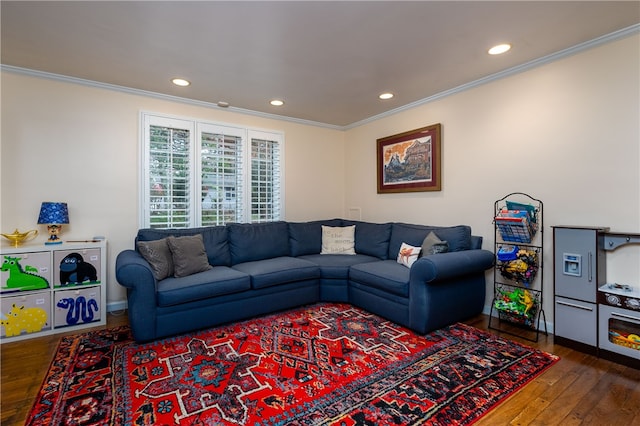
46, 224, 63, 245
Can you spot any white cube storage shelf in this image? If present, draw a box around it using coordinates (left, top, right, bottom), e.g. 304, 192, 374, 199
0, 240, 106, 342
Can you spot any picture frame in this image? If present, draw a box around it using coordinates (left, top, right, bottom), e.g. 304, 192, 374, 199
377, 123, 441, 193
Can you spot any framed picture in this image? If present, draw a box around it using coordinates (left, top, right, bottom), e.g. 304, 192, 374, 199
377, 123, 441, 193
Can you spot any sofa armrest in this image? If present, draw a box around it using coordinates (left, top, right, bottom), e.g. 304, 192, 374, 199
115, 250, 159, 340
410, 249, 495, 283
408, 249, 495, 333
115, 250, 157, 290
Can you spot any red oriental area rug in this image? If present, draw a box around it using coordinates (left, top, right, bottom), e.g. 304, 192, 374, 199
26, 303, 558, 425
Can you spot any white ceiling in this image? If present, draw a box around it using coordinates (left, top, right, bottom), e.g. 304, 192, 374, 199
2, 1, 639, 128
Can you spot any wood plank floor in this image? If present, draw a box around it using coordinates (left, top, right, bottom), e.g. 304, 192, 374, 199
1, 311, 639, 426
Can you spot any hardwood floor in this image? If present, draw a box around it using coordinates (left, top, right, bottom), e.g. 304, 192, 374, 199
1, 311, 638, 426
465, 316, 640, 426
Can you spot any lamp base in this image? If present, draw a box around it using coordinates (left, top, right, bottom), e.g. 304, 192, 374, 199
44, 225, 64, 245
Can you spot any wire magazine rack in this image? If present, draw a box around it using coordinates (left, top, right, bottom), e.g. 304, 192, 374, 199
489, 192, 548, 342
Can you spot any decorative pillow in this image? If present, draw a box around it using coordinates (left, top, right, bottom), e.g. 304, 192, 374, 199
389, 224, 472, 257
137, 226, 231, 266
289, 219, 343, 256
166, 234, 212, 278
421, 231, 450, 256
430, 241, 449, 254
397, 242, 421, 268
321, 225, 356, 255
137, 238, 174, 280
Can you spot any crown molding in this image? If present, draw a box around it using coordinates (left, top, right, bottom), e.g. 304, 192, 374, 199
344, 23, 640, 130
0, 64, 342, 131
2, 23, 638, 132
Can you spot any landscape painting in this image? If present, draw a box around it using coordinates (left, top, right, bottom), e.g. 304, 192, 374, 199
377, 123, 441, 193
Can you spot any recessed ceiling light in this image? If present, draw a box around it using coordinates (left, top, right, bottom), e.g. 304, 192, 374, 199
270, 99, 284, 106
488, 44, 511, 55
171, 78, 190, 87
379, 92, 394, 100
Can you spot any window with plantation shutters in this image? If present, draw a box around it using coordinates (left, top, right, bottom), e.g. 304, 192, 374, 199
144, 116, 194, 229
251, 135, 281, 222
199, 124, 244, 226
141, 113, 283, 229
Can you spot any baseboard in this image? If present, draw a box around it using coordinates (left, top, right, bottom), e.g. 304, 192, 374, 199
107, 300, 128, 313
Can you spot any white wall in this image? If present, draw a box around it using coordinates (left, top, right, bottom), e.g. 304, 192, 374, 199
344, 34, 640, 323
1, 74, 346, 305
2, 34, 638, 326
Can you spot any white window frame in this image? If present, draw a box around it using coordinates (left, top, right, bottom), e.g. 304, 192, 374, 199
197, 122, 246, 227
140, 112, 285, 228
248, 129, 284, 223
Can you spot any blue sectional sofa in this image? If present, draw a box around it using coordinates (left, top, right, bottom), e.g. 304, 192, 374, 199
115, 219, 494, 342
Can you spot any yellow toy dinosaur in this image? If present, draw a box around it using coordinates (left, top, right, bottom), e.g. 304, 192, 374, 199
519, 290, 534, 315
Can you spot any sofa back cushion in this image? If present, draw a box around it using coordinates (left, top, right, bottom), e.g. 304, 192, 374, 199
341, 220, 392, 259
388, 223, 472, 259
288, 219, 343, 256
136, 226, 230, 266
471, 235, 483, 250
227, 221, 290, 264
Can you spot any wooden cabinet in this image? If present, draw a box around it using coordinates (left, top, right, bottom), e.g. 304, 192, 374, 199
1, 240, 106, 342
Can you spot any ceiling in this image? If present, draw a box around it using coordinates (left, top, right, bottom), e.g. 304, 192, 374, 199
2, 1, 639, 128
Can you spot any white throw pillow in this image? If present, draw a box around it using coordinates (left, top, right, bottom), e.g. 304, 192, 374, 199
397, 242, 421, 268
321, 225, 356, 255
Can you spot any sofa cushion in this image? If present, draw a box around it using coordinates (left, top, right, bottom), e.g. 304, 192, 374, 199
299, 253, 379, 279
471, 235, 483, 250
288, 219, 343, 256
136, 226, 231, 266
397, 242, 421, 268
429, 241, 449, 254
167, 234, 213, 278
420, 231, 450, 256
227, 222, 290, 264
232, 256, 320, 289
137, 238, 174, 280
341, 220, 392, 259
156, 266, 251, 307
321, 225, 356, 255
389, 223, 472, 258
349, 260, 410, 297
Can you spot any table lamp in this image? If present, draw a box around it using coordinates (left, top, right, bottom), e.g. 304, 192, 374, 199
37, 202, 69, 245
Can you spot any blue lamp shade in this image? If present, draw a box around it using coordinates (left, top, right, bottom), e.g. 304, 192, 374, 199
37, 202, 70, 225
